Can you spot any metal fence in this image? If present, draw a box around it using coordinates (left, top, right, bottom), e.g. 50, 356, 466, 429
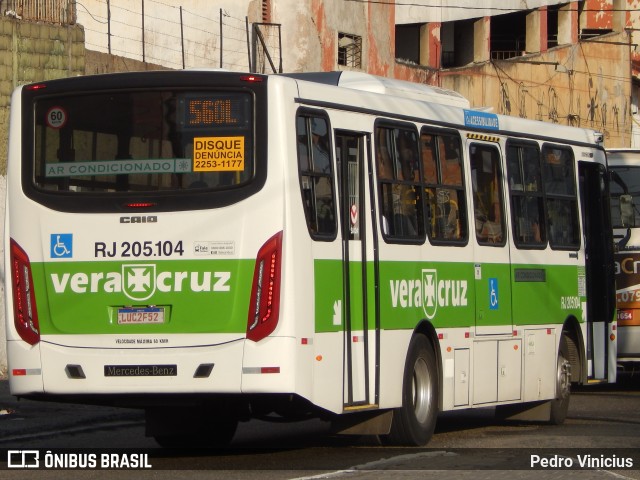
0, 0, 75, 24
0, 0, 282, 73
78, 0, 281, 72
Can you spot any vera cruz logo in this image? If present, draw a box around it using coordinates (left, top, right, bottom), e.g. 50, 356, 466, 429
123, 264, 156, 301
50, 263, 232, 299
423, 269, 438, 319
390, 267, 468, 319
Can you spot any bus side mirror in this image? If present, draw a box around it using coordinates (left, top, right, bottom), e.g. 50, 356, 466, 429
620, 194, 635, 227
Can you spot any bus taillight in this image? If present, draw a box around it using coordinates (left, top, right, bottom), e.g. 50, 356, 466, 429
10, 239, 40, 345
247, 231, 283, 342
26, 83, 47, 91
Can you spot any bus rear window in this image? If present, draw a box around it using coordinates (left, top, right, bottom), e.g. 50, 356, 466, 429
32, 91, 253, 194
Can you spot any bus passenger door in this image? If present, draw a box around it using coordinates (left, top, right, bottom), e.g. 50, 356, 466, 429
335, 131, 377, 407
578, 161, 616, 383
468, 141, 513, 336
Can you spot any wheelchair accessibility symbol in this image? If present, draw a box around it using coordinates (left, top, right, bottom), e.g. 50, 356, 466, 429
50, 233, 73, 258
489, 278, 499, 310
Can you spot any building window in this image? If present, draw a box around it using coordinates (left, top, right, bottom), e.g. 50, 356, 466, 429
261, 0, 271, 22
547, 4, 560, 48
490, 11, 527, 60
395, 23, 422, 64
338, 33, 362, 68
441, 19, 475, 68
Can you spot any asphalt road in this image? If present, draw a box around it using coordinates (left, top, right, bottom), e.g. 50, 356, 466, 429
0, 373, 639, 479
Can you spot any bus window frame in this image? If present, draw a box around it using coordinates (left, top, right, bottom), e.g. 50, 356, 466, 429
374, 120, 425, 245
541, 143, 581, 251
420, 126, 468, 247
505, 139, 548, 250
469, 142, 507, 247
295, 108, 338, 241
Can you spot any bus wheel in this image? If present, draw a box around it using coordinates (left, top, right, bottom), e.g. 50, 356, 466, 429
384, 334, 438, 446
549, 336, 571, 425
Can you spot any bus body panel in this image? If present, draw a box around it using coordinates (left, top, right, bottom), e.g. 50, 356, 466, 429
6, 341, 44, 395
241, 337, 298, 394
377, 329, 411, 409
4, 71, 616, 445
618, 326, 640, 360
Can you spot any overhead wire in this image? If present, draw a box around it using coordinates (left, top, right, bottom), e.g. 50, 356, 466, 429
75, 0, 252, 70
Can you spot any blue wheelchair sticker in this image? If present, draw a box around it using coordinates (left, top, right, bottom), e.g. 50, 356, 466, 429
489, 278, 498, 310
51, 234, 73, 258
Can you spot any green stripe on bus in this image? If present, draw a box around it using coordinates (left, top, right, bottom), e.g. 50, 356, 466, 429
31, 258, 584, 336
314, 259, 584, 333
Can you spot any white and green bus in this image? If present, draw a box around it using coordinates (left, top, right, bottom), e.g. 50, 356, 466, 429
4, 70, 616, 447
608, 148, 640, 369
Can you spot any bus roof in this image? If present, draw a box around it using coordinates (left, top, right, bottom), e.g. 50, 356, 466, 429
20, 69, 604, 149
284, 71, 603, 148
281, 71, 471, 109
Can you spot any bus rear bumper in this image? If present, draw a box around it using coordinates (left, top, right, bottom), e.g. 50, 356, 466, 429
8, 335, 304, 400
8, 336, 246, 396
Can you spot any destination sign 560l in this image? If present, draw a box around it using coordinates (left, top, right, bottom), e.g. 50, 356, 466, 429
177, 93, 250, 130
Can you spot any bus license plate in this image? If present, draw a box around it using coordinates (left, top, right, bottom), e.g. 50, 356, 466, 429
117, 307, 164, 325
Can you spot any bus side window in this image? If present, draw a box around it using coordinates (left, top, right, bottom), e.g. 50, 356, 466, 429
541, 146, 580, 249
506, 143, 546, 247
296, 114, 337, 239
375, 126, 423, 241
421, 129, 467, 243
470, 144, 505, 245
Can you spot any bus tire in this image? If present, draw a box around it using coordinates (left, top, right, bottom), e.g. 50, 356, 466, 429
384, 334, 438, 446
549, 335, 571, 425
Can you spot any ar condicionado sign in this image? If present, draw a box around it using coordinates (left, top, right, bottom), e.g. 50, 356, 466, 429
193, 137, 244, 171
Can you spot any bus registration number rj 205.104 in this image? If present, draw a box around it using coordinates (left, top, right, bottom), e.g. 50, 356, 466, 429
117, 307, 164, 325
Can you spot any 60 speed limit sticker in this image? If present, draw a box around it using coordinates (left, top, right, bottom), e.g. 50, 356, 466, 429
46, 106, 67, 129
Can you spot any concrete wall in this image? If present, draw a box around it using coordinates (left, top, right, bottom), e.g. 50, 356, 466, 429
0, 18, 85, 175
434, 31, 632, 148
395, 0, 569, 24
77, 0, 262, 71
282, 1, 633, 147
84, 50, 167, 75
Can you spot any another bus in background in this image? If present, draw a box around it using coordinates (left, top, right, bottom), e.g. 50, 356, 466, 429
609, 148, 640, 370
